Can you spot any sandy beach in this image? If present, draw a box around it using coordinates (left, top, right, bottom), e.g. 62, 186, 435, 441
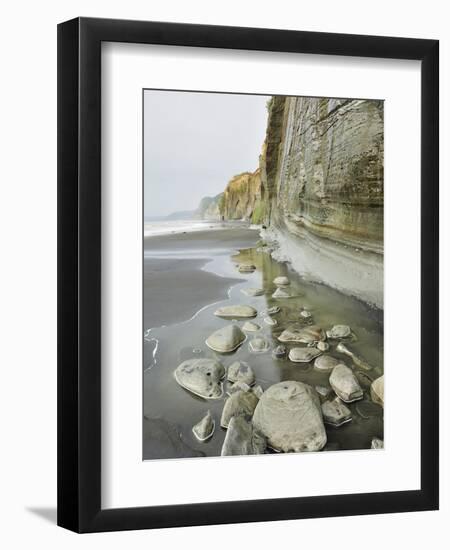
143, 224, 383, 460
144, 226, 259, 329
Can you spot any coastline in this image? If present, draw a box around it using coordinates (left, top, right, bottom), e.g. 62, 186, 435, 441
144, 225, 260, 330
144, 219, 255, 238
143, 221, 383, 338
143, 223, 383, 459
261, 226, 383, 310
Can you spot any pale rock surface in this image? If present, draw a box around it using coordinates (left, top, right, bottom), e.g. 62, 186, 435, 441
252, 385, 264, 399
249, 336, 270, 353
321, 397, 352, 427
206, 325, 245, 353
273, 276, 290, 286
336, 342, 372, 371
241, 287, 264, 297
226, 381, 251, 396
227, 361, 255, 386
264, 316, 277, 326
278, 325, 325, 344
289, 347, 322, 363
314, 355, 342, 372
315, 385, 332, 399
214, 305, 257, 319
242, 321, 261, 332
221, 416, 266, 456
220, 390, 259, 428
253, 381, 327, 452
174, 358, 225, 399
329, 364, 363, 402
272, 288, 291, 299
192, 410, 215, 441
370, 375, 384, 407
238, 264, 256, 273
317, 341, 329, 352
327, 325, 352, 339
371, 437, 384, 449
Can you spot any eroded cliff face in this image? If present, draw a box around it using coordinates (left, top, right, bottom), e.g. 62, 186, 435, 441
220, 169, 264, 223
259, 96, 384, 307
196, 193, 223, 220
261, 96, 384, 252
211, 95, 384, 306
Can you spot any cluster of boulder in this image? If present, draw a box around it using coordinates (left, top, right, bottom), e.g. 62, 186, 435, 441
173, 273, 384, 455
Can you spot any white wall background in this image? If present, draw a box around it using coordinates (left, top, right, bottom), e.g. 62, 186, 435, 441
0, 0, 447, 547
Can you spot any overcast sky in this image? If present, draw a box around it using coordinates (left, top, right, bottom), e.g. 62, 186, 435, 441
144, 90, 269, 218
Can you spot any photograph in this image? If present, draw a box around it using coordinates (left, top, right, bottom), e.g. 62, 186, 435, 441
143, 90, 384, 459
0, 0, 443, 542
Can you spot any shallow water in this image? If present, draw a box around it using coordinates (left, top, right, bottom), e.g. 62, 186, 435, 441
143, 229, 383, 459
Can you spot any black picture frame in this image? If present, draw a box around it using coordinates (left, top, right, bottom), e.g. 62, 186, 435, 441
57, 16, 439, 533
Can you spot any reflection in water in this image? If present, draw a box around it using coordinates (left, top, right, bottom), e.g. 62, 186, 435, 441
144, 242, 383, 460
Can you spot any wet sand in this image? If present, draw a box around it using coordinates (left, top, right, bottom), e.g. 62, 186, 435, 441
144, 227, 259, 329
143, 226, 262, 458
143, 224, 383, 460
144, 257, 236, 329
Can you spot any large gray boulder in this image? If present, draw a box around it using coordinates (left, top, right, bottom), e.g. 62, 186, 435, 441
221, 416, 266, 456
329, 364, 363, 403
220, 390, 259, 428
214, 305, 257, 319
174, 358, 225, 399
252, 381, 327, 452
288, 347, 322, 363
227, 361, 255, 386
278, 325, 326, 344
370, 375, 384, 407
206, 324, 246, 353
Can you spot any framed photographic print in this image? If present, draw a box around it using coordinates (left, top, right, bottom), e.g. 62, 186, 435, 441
57, 17, 439, 532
